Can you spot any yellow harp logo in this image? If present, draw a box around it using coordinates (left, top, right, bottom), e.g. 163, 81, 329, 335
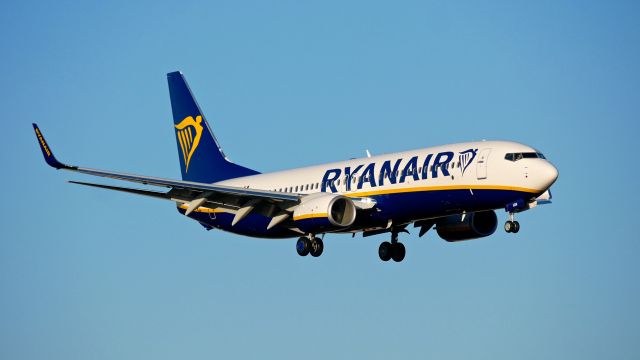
175, 115, 204, 172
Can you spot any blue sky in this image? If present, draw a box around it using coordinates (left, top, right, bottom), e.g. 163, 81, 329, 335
1, 1, 639, 359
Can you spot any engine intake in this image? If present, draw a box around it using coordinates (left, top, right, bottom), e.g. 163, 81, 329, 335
293, 193, 356, 233
436, 210, 498, 242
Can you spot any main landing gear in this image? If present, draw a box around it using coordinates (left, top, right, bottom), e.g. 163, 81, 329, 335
504, 213, 520, 233
378, 230, 406, 262
296, 235, 324, 257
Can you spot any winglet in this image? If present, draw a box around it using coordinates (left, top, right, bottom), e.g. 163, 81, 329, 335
32, 123, 74, 170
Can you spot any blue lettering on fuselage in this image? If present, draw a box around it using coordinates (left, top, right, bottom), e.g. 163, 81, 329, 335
358, 162, 376, 189
344, 164, 363, 191
399, 156, 420, 183
321, 149, 473, 193
321, 168, 341, 192
379, 158, 402, 185
421, 154, 433, 180
431, 151, 454, 178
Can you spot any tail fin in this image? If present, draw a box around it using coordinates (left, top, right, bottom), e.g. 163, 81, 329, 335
167, 71, 259, 183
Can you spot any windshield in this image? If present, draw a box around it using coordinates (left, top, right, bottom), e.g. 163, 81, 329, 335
504, 152, 546, 161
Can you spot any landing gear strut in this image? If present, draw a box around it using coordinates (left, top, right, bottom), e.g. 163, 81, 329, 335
504, 213, 520, 233
296, 235, 324, 257
379, 230, 406, 262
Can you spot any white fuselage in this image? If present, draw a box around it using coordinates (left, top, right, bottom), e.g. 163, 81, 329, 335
219, 140, 557, 200
179, 139, 558, 239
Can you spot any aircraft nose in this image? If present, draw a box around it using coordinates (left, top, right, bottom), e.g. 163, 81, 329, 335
541, 161, 559, 189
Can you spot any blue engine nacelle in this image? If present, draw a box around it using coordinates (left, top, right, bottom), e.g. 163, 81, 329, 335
436, 210, 498, 242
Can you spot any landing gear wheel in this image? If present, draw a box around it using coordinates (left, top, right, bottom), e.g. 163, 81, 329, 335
504, 220, 520, 234
391, 242, 406, 262
310, 239, 324, 257
512, 221, 520, 233
296, 237, 311, 256
504, 221, 514, 233
379, 242, 392, 261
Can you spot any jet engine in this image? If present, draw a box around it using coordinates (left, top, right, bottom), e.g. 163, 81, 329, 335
293, 193, 357, 233
436, 210, 498, 242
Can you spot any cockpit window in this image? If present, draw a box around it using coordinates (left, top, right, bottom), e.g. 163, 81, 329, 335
505, 152, 545, 161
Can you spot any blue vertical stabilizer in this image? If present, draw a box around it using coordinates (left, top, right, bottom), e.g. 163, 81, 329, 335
167, 71, 259, 183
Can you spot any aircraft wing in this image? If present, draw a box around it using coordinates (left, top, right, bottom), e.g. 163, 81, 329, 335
33, 124, 301, 215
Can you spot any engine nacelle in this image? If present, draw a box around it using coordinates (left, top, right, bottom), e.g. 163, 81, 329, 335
293, 193, 357, 233
436, 210, 498, 242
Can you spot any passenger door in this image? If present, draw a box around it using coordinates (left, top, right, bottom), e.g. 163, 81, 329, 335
476, 149, 491, 180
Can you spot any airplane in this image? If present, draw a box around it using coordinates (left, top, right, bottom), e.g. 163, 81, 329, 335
33, 71, 559, 263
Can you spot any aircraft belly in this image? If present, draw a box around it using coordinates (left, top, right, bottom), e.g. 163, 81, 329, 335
179, 188, 534, 238
370, 188, 534, 223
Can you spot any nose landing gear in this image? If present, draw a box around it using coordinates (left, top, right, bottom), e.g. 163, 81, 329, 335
504, 213, 520, 233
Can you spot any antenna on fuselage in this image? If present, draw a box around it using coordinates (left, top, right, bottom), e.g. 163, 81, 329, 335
366, 149, 372, 158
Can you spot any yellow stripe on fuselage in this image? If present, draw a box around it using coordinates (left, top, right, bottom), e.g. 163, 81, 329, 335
293, 213, 329, 221
344, 184, 540, 198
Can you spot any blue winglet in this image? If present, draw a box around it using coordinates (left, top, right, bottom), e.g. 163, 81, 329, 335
32, 123, 75, 170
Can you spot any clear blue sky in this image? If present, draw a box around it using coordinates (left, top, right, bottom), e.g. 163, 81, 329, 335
1, 1, 639, 359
